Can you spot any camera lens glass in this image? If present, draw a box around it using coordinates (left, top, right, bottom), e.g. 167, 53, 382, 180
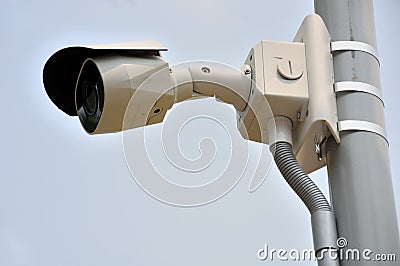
76, 60, 104, 133
82, 81, 98, 115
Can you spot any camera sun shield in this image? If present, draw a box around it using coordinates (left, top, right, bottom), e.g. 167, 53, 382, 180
42, 40, 167, 117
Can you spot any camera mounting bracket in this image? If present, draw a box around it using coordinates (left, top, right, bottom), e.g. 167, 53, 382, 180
244, 14, 340, 174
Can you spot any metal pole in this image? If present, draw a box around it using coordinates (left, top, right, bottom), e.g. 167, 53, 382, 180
315, 0, 400, 265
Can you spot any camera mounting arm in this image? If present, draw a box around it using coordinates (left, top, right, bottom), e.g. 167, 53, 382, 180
170, 62, 253, 112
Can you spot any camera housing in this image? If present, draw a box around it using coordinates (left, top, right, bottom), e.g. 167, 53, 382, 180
43, 41, 172, 134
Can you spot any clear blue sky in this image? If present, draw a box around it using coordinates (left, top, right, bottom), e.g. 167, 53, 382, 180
1, 1, 399, 265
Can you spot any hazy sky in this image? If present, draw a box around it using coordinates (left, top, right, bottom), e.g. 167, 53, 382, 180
1, 1, 399, 265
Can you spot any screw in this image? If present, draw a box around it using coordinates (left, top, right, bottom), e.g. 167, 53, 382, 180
201, 67, 211, 73
315, 143, 322, 161
241, 64, 252, 75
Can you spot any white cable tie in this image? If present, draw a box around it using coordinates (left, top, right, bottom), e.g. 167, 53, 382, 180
338, 120, 388, 144
331, 41, 379, 64
334, 81, 384, 105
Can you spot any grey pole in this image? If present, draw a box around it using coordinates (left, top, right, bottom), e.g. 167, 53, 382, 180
315, 0, 400, 265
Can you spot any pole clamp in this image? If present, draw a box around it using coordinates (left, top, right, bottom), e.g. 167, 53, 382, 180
334, 81, 384, 105
338, 120, 388, 144
331, 41, 379, 64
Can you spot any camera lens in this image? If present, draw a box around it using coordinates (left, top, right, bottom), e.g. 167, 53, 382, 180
82, 81, 98, 115
76, 60, 104, 133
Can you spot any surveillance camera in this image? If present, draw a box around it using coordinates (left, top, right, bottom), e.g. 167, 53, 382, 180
43, 40, 172, 134
42, 40, 267, 142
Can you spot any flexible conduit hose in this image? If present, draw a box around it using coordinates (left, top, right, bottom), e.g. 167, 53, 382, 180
270, 118, 338, 265
271, 142, 332, 214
